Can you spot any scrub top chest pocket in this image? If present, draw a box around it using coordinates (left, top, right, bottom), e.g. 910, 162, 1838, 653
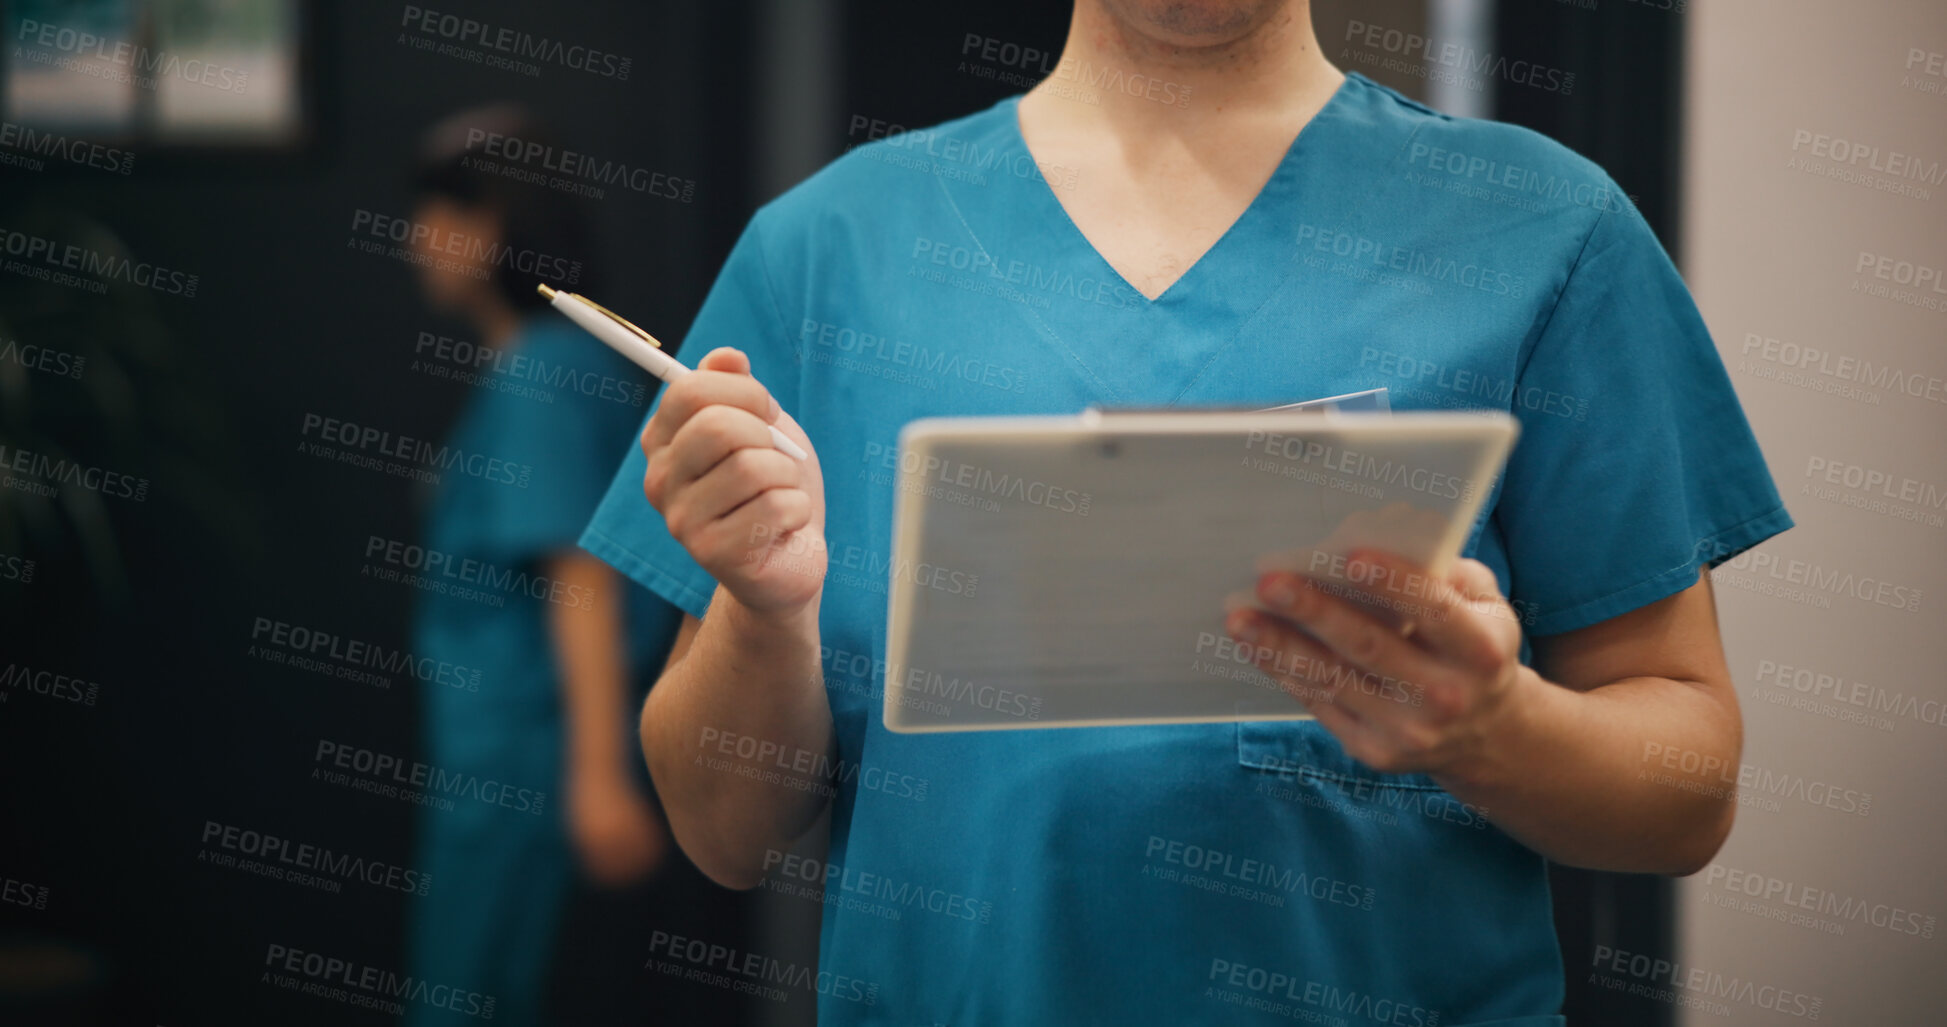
1238, 721, 1495, 841
1237, 720, 1497, 833
1237, 719, 1443, 792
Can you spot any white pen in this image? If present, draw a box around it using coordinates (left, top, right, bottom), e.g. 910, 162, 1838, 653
538, 284, 807, 460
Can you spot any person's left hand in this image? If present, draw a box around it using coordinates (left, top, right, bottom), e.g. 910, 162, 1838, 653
1224, 548, 1534, 778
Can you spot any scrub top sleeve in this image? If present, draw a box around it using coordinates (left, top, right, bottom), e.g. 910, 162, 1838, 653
580, 216, 803, 621
1493, 199, 1793, 638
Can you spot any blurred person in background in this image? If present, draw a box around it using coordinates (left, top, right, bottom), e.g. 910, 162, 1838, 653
399, 106, 732, 1026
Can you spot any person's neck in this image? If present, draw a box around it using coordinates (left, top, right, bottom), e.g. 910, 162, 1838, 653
1030, 0, 1341, 139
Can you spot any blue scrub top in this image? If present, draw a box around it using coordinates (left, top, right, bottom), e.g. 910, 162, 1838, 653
581, 74, 1791, 1026
415, 314, 673, 739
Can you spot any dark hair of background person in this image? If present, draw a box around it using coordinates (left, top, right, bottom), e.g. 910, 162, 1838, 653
409, 104, 597, 312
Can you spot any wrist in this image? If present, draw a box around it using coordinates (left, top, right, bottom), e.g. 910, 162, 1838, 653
720, 584, 821, 641
1432, 665, 1555, 795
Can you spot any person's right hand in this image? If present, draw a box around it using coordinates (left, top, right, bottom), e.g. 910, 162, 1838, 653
640, 347, 825, 615
568, 765, 669, 888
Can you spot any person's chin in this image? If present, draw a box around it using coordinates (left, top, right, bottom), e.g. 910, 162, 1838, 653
1103, 0, 1288, 48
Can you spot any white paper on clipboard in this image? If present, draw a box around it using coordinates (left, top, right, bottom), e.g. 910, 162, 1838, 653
1260, 387, 1391, 414
880, 399, 1515, 734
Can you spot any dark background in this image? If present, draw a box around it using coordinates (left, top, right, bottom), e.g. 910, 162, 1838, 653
2, 1, 1684, 1023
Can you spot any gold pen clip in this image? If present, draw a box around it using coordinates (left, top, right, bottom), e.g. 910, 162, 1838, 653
536, 283, 664, 349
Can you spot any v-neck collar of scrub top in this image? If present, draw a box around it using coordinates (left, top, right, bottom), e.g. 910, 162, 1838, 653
929, 72, 1374, 407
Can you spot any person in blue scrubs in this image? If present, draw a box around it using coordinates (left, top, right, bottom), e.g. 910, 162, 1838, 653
582, 3, 1791, 1024
398, 108, 689, 1026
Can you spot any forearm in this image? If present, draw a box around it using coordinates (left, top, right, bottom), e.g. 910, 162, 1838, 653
548, 554, 632, 780
643, 584, 834, 889
1433, 667, 1741, 875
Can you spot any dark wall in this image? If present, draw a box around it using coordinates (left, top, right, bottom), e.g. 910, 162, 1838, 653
1, 2, 751, 1022
1496, 0, 1687, 254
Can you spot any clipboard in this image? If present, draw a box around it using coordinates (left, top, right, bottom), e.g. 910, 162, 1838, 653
880, 405, 1518, 733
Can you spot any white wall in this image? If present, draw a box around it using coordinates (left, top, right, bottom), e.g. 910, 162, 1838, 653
1682, 1, 1947, 1023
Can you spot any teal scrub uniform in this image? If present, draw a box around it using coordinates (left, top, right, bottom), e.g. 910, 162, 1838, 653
581, 74, 1791, 1026
406, 316, 672, 1026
